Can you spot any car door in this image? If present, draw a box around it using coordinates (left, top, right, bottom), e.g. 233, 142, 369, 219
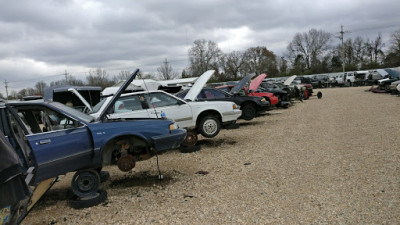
145, 92, 193, 128
13, 105, 93, 183
107, 94, 151, 119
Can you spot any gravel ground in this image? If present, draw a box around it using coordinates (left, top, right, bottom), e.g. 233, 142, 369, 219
23, 87, 400, 225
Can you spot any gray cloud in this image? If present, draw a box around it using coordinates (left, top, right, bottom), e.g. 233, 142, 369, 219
0, 0, 399, 95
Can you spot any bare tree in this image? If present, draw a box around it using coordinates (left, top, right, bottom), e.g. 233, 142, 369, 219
157, 58, 179, 80
188, 39, 222, 76
113, 70, 132, 82
34, 81, 47, 96
384, 29, 400, 66
86, 68, 114, 89
243, 46, 279, 76
287, 29, 332, 71
221, 51, 246, 80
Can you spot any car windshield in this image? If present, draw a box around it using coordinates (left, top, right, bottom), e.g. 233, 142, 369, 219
91, 98, 107, 113
49, 102, 95, 123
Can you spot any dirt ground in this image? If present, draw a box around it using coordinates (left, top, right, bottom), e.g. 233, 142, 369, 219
23, 86, 400, 225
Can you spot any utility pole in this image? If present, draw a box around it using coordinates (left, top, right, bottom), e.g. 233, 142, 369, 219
340, 25, 345, 73
4, 80, 9, 100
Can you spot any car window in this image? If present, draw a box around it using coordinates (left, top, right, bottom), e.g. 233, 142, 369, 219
16, 107, 82, 133
148, 92, 181, 108
113, 94, 148, 113
202, 89, 227, 99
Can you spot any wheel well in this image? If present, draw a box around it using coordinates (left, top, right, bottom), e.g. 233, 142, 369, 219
196, 110, 222, 127
241, 101, 256, 109
101, 135, 149, 166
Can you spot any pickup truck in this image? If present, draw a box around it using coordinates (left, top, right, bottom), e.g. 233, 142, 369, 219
0, 69, 186, 205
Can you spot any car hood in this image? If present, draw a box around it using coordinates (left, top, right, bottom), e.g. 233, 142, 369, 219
184, 70, 215, 101
249, 74, 267, 92
284, 75, 297, 86
230, 74, 254, 95
97, 69, 140, 121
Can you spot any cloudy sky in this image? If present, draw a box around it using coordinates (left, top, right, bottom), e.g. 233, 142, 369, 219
1, 0, 399, 96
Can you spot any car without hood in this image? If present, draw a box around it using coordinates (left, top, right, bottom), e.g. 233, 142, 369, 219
3, 69, 187, 208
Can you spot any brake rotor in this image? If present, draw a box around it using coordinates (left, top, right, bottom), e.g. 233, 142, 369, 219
117, 155, 136, 172
182, 130, 198, 146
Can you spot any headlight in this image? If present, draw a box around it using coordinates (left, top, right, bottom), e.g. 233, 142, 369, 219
169, 122, 178, 131
260, 98, 266, 102
233, 103, 238, 109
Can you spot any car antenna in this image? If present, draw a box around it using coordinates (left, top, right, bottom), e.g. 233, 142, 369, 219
140, 73, 162, 119
139, 74, 164, 180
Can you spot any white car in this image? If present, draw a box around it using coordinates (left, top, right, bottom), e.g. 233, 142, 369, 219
87, 70, 242, 145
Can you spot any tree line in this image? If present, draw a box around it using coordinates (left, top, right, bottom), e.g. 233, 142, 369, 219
4, 28, 400, 99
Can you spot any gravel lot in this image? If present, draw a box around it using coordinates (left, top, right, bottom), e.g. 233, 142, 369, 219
23, 86, 400, 225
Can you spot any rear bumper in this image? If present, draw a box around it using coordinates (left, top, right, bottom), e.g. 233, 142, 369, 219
151, 128, 187, 152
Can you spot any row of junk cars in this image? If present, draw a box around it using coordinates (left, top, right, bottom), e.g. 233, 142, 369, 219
290, 67, 400, 94
8, 66, 387, 224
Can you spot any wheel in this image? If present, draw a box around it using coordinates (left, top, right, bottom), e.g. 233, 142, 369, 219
68, 189, 108, 209
181, 130, 198, 146
317, 91, 322, 99
71, 169, 101, 198
198, 116, 221, 138
241, 105, 256, 121
384, 84, 390, 92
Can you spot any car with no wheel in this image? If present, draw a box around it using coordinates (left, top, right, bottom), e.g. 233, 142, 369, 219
2, 69, 186, 208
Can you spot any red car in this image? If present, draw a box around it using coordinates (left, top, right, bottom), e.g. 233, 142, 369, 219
216, 74, 279, 108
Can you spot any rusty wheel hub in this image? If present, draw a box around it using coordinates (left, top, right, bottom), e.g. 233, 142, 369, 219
117, 155, 136, 172
183, 130, 198, 146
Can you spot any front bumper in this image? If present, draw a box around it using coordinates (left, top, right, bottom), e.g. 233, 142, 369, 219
151, 128, 187, 152
256, 101, 270, 113
222, 109, 242, 123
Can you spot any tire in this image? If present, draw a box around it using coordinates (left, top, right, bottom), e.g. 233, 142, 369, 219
241, 105, 256, 121
68, 189, 108, 209
198, 116, 221, 138
71, 169, 101, 198
317, 91, 322, 99
384, 84, 390, 92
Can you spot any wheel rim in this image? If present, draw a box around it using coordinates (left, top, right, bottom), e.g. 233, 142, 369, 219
71, 170, 100, 198
202, 119, 218, 135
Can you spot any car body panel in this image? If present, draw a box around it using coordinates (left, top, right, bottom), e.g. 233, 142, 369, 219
230, 74, 253, 95
184, 70, 215, 101
5, 95, 186, 184
90, 90, 241, 131
176, 87, 269, 117
249, 74, 267, 92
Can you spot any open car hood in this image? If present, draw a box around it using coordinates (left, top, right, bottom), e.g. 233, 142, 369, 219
284, 75, 297, 86
230, 74, 254, 95
249, 74, 267, 92
184, 70, 215, 101
97, 69, 140, 121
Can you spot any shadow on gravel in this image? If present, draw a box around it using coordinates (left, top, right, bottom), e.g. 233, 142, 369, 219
197, 139, 237, 147
109, 171, 177, 189
236, 121, 260, 127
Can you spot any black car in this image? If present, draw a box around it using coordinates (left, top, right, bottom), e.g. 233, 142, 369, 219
259, 82, 291, 103
175, 87, 270, 121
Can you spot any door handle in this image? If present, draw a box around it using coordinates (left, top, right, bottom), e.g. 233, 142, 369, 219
39, 139, 51, 145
